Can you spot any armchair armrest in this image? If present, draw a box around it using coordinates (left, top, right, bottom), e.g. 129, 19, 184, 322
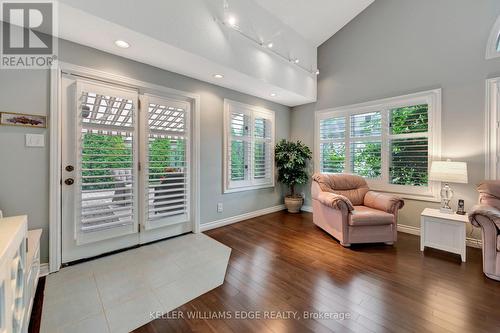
469, 205, 500, 230
364, 191, 404, 214
317, 192, 354, 212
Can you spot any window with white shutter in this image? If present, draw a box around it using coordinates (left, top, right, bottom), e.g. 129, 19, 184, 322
315, 89, 441, 201
224, 99, 275, 192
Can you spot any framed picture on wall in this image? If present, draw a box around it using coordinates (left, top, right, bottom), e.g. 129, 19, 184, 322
0, 112, 47, 128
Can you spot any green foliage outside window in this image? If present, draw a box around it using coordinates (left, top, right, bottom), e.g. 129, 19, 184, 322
352, 142, 381, 178
82, 134, 131, 190
390, 104, 428, 134
390, 105, 428, 186
230, 140, 245, 181
82, 134, 185, 189
149, 138, 185, 183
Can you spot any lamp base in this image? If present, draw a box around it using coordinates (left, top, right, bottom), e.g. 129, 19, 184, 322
440, 183, 454, 214
439, 207, 454, 214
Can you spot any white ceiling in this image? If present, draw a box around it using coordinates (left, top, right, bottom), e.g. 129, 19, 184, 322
55, 0, 372, 106
254, 0, 374, 46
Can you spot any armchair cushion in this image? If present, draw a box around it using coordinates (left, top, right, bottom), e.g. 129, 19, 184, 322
349, 206, 394, 226
478, 180, 500, 210
312, 173, 369, 205
317, 192, 354, 212
364, 191, 405, 214
469, 204, 500, 230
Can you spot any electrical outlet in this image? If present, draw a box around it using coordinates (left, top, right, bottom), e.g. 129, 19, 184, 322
217, 203, 223, 213
25, 134, 45, 147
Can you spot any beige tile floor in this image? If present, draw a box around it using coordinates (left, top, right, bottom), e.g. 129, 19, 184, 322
41, 233, 231, 333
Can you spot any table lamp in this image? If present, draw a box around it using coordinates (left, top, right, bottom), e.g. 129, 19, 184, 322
429, 160, 468, 214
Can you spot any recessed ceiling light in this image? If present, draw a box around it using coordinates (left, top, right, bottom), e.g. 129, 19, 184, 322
270, 93, 277, 97
213, 74, 224, 79
267, 42, 273, 48
294, 58, 300, 64
114, 40, 130, 49
227, 16, 237, 27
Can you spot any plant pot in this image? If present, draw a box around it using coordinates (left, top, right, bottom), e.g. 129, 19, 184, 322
285, 196, 303, 213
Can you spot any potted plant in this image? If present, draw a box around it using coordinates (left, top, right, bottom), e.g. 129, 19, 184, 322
275, 139, 312, 213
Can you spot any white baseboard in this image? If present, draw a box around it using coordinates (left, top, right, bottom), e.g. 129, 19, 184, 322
397, 224, 420, 236
465, 237, 482, 249
200, 205, 285, 232
397, 224, 482, 248
40, 263, 50, 277
301, 205, 312, 212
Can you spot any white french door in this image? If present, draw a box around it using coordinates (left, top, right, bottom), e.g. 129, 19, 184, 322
61, 75, 193, 263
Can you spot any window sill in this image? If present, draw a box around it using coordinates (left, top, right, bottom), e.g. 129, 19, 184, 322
223, 184, 275, 194
369, 187, 440, 203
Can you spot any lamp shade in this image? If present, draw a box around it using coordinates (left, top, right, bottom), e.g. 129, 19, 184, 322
429, 161, 468, 184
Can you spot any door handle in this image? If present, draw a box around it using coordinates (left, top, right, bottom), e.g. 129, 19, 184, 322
64, 178, 74, 185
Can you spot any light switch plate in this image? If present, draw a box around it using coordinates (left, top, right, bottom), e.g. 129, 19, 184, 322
25, 134, 45, 147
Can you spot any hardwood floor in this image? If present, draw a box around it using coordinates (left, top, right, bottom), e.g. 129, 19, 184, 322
135, 211, 500, 333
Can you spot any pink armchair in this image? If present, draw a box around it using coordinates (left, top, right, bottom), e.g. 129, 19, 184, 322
311, 173, 404, 247
469, 181, 500, 281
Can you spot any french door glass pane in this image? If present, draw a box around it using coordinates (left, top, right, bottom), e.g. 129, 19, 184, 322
350, 112, 381, 137
320, 142, 345, 173
81, 92, 134, 128
146, 100, 188, 224
351, 141, 381, 178
390, 137, 428, 186
79, 90, 136, 232
147, 135, 187, 220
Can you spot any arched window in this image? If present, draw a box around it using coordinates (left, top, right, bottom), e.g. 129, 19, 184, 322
486, 16, 500, 59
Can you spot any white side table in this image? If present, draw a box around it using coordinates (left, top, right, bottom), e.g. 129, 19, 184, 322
420, 208, 468, 262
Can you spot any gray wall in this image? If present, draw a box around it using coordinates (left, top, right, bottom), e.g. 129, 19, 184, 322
291, 0, 500, 239
0, 39, 290, 263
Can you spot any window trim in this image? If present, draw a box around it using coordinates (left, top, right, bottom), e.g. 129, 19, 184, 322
486, 15, 500, 60
314, 89, 442, 202
223, 99, 275, 193
485, 77, 500, 179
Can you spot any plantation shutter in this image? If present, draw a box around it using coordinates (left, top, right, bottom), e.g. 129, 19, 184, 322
142, 95, 190, 230
224, 100, 275, 192
319, 117, 346, 173
349, 112, 382, 178
389, 104, 429, 186
253, 112, 273, 183
76, 81, 139, 244
228, 110, 251, 185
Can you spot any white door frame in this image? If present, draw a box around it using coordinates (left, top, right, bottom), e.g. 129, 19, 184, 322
49, 62, 201, 273
485, 77, 500, 180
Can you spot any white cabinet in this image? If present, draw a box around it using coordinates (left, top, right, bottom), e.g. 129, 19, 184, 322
420, 208, 468, 262
0, 216, 41, 333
